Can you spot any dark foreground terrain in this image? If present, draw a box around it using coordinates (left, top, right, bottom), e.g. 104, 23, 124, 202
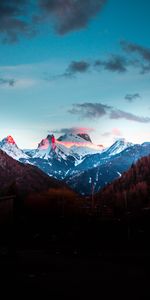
1, 203, 150, 299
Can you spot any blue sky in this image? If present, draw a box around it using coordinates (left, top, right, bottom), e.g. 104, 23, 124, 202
0, 0, 150, 148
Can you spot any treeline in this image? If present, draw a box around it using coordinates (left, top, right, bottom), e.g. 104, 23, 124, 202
25, 187, 84, 218
96, 155, 150, 217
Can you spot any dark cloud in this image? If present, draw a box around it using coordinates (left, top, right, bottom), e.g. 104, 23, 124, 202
125, 93, 141, 102
0, 0, 35, 43
60, 55, 128, 79
95, 55, 128, 73
55, 42, 150, 79
65, 61, 91, 77
39, 0, 107, 35
0, 78, 16, 86
68, 102, 111, 118
69, 102, 150, 123
0, 0, 107, 42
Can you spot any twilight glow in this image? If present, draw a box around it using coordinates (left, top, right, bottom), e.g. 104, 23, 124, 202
56, 140, 103, 150
0, 0, 150, 149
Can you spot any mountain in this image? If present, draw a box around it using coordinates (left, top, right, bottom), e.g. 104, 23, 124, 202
76, 133, 92, 143
66, 138, 135, 179
22, 133, 103, 180
103, 138, 134, 157
22, 134, 77, 180
67, 142, 150, 195
0, 149, 66, 196
0, 136, 29, 161
1, 133, 150, 196
96, 155, 150, 216
56, 133, 103, 161
25, 133, 102, 161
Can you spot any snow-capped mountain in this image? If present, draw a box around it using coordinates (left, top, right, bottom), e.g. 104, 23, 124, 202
22, 133, 103, 179
57, 133, 103, 162
103, 138, 134, 157
67, 142, 150, 195
0, 149, 68, 196
0, 136, 29, 161
1, 133, 150, 196
25, 133, 103, 163
66, 138, 134, 176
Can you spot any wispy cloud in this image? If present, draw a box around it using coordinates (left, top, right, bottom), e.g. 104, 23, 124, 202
121, 41, 150, 62
69, 102, 150, 123
52, 127, 94, 135
102, 128, 122, 137
124, 93, 141, 102
95, 55, 128, 73
68, 102, 111, 118
54, 55, 128, 80
0, 78, 16, 87
64, 61, 91, 77
110, 109, 150, 123
59, 42, 150, 79
121, 41, 150, 74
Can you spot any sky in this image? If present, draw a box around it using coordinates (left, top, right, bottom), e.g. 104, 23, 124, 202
0, 0, 150, 149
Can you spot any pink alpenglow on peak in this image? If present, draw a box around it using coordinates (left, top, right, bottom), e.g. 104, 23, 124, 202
6, 135, 16, 145
38, 138, 50, 150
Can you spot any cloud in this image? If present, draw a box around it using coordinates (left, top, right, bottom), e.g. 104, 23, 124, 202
110, 109, 150, 123
69, 102, 150, 123
0, 0, 107, 42
124, 93, 141, 102
95, 55, 128, 73
121, 41, 150, 62
68, 102, 111, 118
112, 128, 122, 136
39, 0, 107, 35
0, 0, 35, 43
52, 127, 94, 135
62, 54, 129, 79
121, 41, 150, 74
0, 77, 16, 86
102, 128, 122, 137
65, 61, 91, 77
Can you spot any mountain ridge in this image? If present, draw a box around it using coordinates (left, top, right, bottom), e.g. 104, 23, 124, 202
0, 133, 150, 195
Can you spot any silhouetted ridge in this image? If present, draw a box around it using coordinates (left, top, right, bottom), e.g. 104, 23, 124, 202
0, 149, 67, 196
97, 155, 150, 216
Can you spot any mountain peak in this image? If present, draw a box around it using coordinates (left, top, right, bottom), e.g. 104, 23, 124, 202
0, 135, 29, 160
114, 138, 126, 143
38, 134, 56, 150
57, 132, 92, 144
1, 135, 16, 146
77, 133, 92, 143
6, 135, 16, 145
105, 138, 134, 156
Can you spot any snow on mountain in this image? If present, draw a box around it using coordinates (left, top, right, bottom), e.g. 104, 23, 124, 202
27, 133, 103, 164
67, 142, 150, 195
103, 138, 134, 157
56, 133, 103, 163
32, 135, 56, 159
0, 136, 29, 161
76, 133, 92, 143
58, 133, 92, 143
1, 133, 150, 195
19, 133, 104, 180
